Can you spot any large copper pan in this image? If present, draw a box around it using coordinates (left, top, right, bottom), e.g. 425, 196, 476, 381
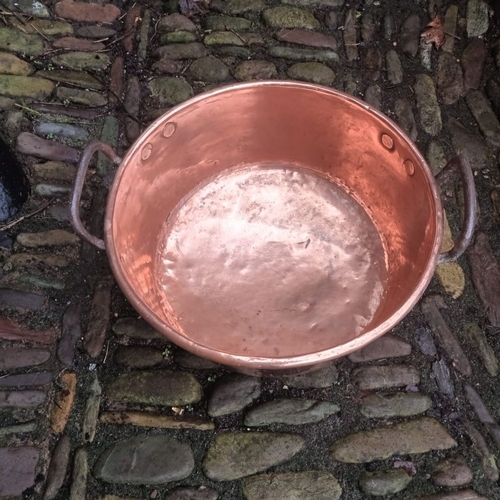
70, 82, 476, 374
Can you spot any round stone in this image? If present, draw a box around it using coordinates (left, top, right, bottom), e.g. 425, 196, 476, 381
189, 57, 229, 83
359, 469, 412, 496
287, 62, 335, 85
234, 60, 277, 80
432, 455, 473, 487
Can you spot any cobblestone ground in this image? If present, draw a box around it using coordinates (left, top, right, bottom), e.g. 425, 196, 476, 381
0, 0, 500, 498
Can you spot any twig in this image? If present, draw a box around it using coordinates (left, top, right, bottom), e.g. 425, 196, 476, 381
14, 102, 42, 117
119, 1, 136, 21
29, 21, 49, 41
444, 30, 460, 40
105, 28, 135, 47
0, 2, 26, 24
103, 340, 110, 363
229, 28, 248, 46
0, 199, 54, 231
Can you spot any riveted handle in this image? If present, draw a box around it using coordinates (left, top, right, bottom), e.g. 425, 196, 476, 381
69, 141, 121, 250
436, 155, 477, 264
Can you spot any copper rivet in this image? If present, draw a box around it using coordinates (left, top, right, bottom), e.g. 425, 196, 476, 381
141, 143, 153, 160
404, 159, 415, 176
163, 122, 176, 138
381, 133, 394, 150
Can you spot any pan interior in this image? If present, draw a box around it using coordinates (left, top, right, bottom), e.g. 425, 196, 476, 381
154, 163, 388, 358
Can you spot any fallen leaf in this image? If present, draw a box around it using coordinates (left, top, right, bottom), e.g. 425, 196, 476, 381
421, 15, 445, 50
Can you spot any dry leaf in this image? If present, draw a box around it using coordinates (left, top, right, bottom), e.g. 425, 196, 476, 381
421, 15, 445, 49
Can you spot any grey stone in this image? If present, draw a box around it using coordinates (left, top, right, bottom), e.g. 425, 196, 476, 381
0, 390, 46, 408
420, 38, 432, 72
48, 205, 69, 221
415, 74, 442, 136
82, 374, 101, 444
464, 384, 496, 428
359, 469, 412, 496
211, 0, 265, 15
58, 303, 81, 367
276, 29, 337, 50
114, 346, 164, 368
437, 52, 464, 105
3, 0, 49, 17
325, 12, 337, 30
433, 358, 455, 397
400, 14, 420, 57
486, 78, 500, 118
35, 184, 71, 198
36, 70, 103, 90
138, 9, 151, 62
44, 435, 71, 500
208, 374, 260, 417
52, 52, 110, 71
206, 15, 251, 31
0, 28, 44, 56
234, 60, 277, 80
463, 420, 499, 481
353, 364, 419, 390
203, 432, 304, 481
245, 398, 339, 426
268, 46, 338, 62
344, 9, 358, 61
432, 455, 473, 487
159, 14, 196, 32
427, 140, 446, 176
19, 274, 65, 290
152, 59, 186, 75
384, 15, 394, 40
69, 448, 87, 500
189, 57, 229, 83
263, 7, 320, 29
348, 333, 411, 363
107, 370, 202, 406
160, 31, 197, 43
465, 323, 499, 376
97, 116, 119, 176
287, 62, 335, 85
5, 110, 26, 139
282, 363, 337, 389
360, 392, 432, 418
361, 13, 375, 43
204, 31, 263, 46
0, 288, 46, 309
395, 99, 418, 142
217, 46, 251, 57
386, 50, 403, 85
35, 122, 89, 141
467, 0, 489, 37
466, 91, 500, 147
153, 43, 209, 60
112, 317, 164, 340
0, 348, 50, 370
95, 435, 194, 484
364, 48, 382, 81
364, 84, 381, 109
415, 490, 488, 500
462, 39, 486, 92
149, 77, 193, 106
0, 421, 37, 436
17, 229, 79, 247
443, 5, 458, 53
0, 447, 39, 497
56, 87, 107, 107
243, 471, 342, 500
414, 326, 437, 356
77, 26, 116, 39
175, 351, 219, 369
447, 117, 488, 170
0, 371, 53, 387
165, 487, 219, 500
330, 417, 456, 463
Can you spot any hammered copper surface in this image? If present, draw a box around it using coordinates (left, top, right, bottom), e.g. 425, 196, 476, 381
100, 82, 445, 370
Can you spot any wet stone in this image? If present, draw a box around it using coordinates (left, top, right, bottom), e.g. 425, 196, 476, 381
206, 15, 251, 31
114, 345, 164, 368
467, 0, 489, 37
50, 372, 77, 434
348, 333, 411, 363
56, 87, 107, 107
36, 70, 103, 91
386, 50, 403, 85
0, 371, 52, 387
395, 99, 418, 142
204, 31, 263, 46
161, 31, 197, 44
189, 57, 229, 82
159, 14, 197, 32
149, 77, 193, 105
466, 91, 500, 148
52, 52, 110, 72
433, 358, 455, 398
359, 469, 412, 496
175, 351, 219, 369
152, 59, 186, 75
443, 5, 458, 53
353, 364, 420, 390
0, 52, 33, 75
0, 75, 53, 99
245, 398, 340, 426
55, 0, 121, 23
77, 26, 116, 39
287, 62, 335, 85
107, 370, 202, 406
465, 323, 499, 376
0, 447, 39, 497
35, 123, 89, 142
17, 229, 79, 247
100, 411, 214, 431
211, 0, 265, 15
282, 363, 337, 388
203, 432, 304, 481
415, 74, 442, 136
235, 60, 277, 80
0, 28, 44, 56
344, 9, 358, 61
400, 14, 420, 57
94, 435, 194, 484
276, 29, 337, 50
263, 6, 320, 29
447, 117, 488, 170
208, 374, 260, 417
268, 46, 338, 62
112, 317, 164, 340
330, 417, 456, 463
0, 390, 46, 408
462, 39, 486, 91
359, 392, 432, 418
44, 435, 71, 500
432, 455, 472, 487
165, 487, 219, 500
243, 471, 342, 500
0, 347, 50, 370
0, 288, 46, 309
364, 84, 381, 109
414, 326, 437, 356
69, 448, 88, 500
437, 53, 464, 105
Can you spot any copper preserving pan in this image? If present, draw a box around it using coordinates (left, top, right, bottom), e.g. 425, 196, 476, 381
70, 82, 477, 374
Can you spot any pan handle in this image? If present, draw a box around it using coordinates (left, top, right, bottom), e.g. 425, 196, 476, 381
436, 155, 477, 264
69, 141, 122, 250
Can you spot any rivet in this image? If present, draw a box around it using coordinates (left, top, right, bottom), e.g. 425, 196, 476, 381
404, 159, 415, 176
381, 133, 394, 150
163, 122, 176, 138
141, 143, 153, 160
